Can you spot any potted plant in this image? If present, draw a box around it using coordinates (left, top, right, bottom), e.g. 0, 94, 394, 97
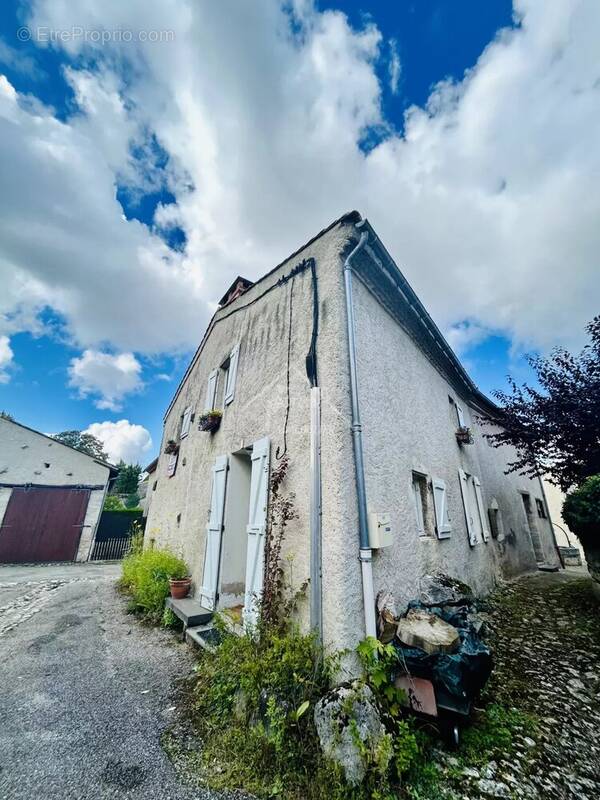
456, 426, 474, 445
169, 567, 192, 599
164, 439, 179, 455
563, 475, 600, 599
199, 409, 222, 433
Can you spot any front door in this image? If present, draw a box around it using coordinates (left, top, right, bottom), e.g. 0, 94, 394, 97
199, 455, 228, 610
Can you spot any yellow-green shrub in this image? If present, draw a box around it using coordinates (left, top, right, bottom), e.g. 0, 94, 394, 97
120, 544, 188, 618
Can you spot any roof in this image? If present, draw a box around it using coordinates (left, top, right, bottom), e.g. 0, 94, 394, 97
218, 276, 254, 307
0, 417, 119, 475
144, 457, 159, 474
162, 209, 497, 420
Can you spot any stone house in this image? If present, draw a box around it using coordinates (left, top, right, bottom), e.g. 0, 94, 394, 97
0, 417, 116, 563
144, 212, 560, 653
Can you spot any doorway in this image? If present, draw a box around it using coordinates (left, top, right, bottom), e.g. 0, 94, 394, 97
521, 493, 544, 563
218, 449, 252, 612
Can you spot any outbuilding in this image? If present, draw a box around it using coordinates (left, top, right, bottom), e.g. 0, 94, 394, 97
0, 417, 116, 563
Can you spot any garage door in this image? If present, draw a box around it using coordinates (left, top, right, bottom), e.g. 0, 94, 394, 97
0, 487, 91, 563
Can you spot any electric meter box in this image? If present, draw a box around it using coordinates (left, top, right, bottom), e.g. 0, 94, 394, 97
368, 511, 393, 549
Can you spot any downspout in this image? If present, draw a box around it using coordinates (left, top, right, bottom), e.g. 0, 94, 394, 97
343, 229, 377, 639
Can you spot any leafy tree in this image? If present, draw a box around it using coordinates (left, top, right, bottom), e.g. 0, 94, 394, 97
0, 410, 14, 421
52, 430, 109, 461
114, 462, 142, 495
484, 316, 600, 492
103, 495, 125, 511
562, 475, 600, 547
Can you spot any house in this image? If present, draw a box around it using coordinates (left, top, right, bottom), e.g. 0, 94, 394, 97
0, 417, 116, 563
144, 211, 560, 653
543, 478, 585, 566
138, 457, 158, 518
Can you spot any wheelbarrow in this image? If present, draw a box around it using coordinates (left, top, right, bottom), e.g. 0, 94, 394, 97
395, 672, 473, 747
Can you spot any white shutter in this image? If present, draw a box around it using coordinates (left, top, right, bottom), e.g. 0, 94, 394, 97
432, 477, 452, 539
412, 477, 425, 535
180, 406, 192, 438
456, 404, 466, 427
199, 455, 228, 610
243, 437, 270, 627
224, 343, 240, 405
166, 453, 178, 477
458, 469, 477, 546
473, 477, 490, 542
205, 369, 218, 410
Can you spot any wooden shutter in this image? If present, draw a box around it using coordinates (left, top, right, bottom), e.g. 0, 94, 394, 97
243, 437, 270, 627
473, 477, 490, 542
432, 477, 452, 539
458, 469, 477, 546
199, 455, 228, 610
205, 369, 218, 410
180, 406, 192, 438
166, 453, 178, 477
412, 476, 425, 535
224, 343, 240, 405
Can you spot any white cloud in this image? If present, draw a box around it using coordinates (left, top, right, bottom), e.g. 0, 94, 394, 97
445, 322, 490, 357
388, 39, 401, 94
0, 0, 595, 368
68, 350, 143, 410
0, 335, 13, 383
84, 419, 153, 465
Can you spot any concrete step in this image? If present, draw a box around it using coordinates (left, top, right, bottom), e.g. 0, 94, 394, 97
165, 596, 213, 627
538, 563, 560, 573
185, 623, 221, 653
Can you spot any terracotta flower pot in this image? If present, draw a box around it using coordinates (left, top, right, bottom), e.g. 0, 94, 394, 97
169, 577, 192, 599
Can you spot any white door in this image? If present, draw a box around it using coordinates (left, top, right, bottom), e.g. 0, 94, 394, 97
243, 437, 270, 627
199, 455, 228, 610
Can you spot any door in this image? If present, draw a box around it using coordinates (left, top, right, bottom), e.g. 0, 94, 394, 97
0, 487, 90, 563
243, 437, 270, 627
199, 455, 228, 610
522, 493, 544, 563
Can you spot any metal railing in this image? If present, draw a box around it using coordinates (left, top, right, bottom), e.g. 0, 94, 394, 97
90, 537, 132, 561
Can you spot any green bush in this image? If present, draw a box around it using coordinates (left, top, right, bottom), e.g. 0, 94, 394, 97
563, 475, 600, 546
119, 545, 188, 618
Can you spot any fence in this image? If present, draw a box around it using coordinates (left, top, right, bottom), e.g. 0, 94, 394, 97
90, 536, 133, 561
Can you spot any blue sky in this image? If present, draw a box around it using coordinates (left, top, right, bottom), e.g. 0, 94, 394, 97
0, 0, 597, 463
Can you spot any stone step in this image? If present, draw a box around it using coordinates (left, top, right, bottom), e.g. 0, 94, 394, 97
165, 596, 213, 627
538, 563, 560, 573
185, 623, 221, 653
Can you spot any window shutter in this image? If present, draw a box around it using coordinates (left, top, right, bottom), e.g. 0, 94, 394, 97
458, 469, 477, 546
199, 455, 228, 610
166, 453, 178, 477
473, 477, 490, 542
180, 406, 192, 438
205, 369, 218, 410
243, 437, 270, 627
432, 477, 452, 538
412, 477, 425, 535
456, 404, 466, 428
224, 343, 240, 406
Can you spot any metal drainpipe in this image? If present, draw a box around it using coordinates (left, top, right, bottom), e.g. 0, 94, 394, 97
343, 229, 377, 640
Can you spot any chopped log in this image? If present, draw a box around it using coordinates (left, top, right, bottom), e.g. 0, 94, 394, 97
396, 608, 460, 655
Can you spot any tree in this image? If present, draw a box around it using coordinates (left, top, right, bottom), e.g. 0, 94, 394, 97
484, 316, 600, 492
114, 462, 142, 495
0, 411, 14, 421
52, 430, 109, 461
563, 475, 600, 546
103, 495, 125, 511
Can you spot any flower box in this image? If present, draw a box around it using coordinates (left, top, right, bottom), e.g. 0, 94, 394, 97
456, 426, 474, 445
164, 439, 180, 455
199, 410, 222, 433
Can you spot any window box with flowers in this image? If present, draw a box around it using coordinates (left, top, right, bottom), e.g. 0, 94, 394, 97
198, 409, 222, 433
164, 439, 180, 455
456, 426, 474, 445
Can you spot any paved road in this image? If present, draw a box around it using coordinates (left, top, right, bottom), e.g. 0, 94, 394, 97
0, 562, 213, 800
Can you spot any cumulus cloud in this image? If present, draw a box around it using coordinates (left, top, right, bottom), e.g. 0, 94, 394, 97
0, 0, 596, 369
0, 335, 13, 383
68, 350, 143, 410
84, 419, 153, 465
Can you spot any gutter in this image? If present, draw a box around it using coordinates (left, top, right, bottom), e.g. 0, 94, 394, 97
343, 228, 377, 640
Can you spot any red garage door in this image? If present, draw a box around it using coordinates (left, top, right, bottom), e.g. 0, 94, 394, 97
0, 487, 91, 563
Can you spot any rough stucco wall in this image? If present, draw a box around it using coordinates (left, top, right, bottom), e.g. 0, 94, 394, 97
0, 420, 110, 559
350, 275, 559, 634
145, 221, 357, 634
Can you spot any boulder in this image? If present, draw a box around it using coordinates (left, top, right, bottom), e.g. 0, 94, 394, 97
419, 572, 473, 607
396, 608, 460, 655
314, 682, 390, 785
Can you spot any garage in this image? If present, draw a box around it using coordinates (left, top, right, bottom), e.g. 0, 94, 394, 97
0, 417, 115, 564
0, 487, 91, 563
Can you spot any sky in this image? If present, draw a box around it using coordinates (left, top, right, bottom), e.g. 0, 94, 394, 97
0, 0, 598, 465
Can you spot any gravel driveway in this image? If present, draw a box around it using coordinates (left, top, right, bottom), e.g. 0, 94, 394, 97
0, 562, 215, 800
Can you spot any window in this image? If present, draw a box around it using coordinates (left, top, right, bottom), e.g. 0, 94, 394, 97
432, 478, 452, 539
458, 470, 490, 546
456, 403, 466, 428
535, 498, 547, 519
166, 452, 178, 477
205, 369, 219, 410
488, 498, 504, 540
180, 406, 192, 438
412, 473, 434, 536
224, 343, 240, 405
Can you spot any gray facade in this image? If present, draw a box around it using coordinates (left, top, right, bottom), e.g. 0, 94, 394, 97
145, 212, 559, 652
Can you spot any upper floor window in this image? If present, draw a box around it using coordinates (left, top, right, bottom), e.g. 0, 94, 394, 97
535, 498, 547, 519
204, 343, 240, 411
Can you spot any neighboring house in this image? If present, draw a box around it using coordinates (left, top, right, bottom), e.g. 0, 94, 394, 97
0, 417, 116, 563
138, 457, 158, 518
145, 211, 560, 653
543, 479, 585, 566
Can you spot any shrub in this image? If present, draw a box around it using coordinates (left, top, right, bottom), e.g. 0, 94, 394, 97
104, 494, 125, 511
120, 545, 188, 618
563, 475, 600, 546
